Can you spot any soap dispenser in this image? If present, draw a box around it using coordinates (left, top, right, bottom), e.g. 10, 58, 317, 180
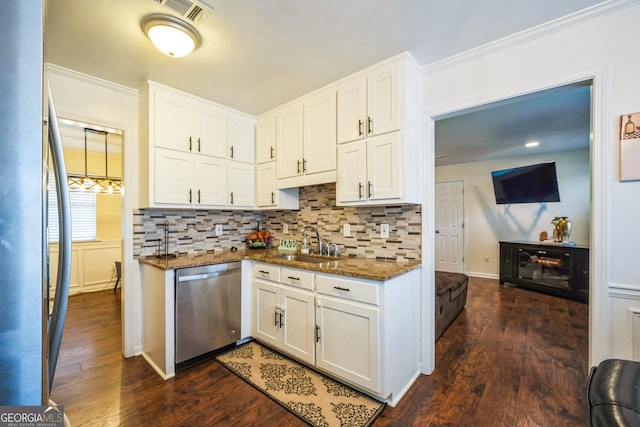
301, 229, 309, 254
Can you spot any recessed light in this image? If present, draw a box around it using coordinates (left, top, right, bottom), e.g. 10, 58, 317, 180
525, 141, 540, 148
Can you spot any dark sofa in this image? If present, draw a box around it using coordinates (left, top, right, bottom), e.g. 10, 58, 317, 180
435, 271, 469, 340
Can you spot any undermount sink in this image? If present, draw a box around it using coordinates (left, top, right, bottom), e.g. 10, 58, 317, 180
271, 254, 339, 264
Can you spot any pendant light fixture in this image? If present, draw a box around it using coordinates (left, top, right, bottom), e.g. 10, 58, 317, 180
142, 14, 202, 57
67, 128, 122, 194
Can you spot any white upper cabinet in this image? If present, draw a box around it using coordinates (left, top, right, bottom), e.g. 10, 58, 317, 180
256, 162, 299, 209
228, 113, 255, 164
227, 162, 255, 208
256, 113, 276, 164
140, 81, 256, 209
194, 100, 227, 158
276, 89, 337, 188
276, 103, 304, 180
337, 62, 401, 144
337, 133, 402, 204
335, 54, 422, 206
303, 91, 337, 176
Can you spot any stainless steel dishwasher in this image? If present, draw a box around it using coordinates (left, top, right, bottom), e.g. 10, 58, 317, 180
175, 262, 241, 364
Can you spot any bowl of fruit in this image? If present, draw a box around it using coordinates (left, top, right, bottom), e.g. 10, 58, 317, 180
246, 228, 272, 249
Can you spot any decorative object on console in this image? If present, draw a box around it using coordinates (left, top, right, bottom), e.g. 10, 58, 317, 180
552, 216, 572, 243
620, 112, 640, 182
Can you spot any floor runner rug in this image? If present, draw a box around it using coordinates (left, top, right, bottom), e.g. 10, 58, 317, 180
216, 340, 385, 427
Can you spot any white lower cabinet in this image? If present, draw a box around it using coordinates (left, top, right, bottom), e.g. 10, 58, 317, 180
251, 262, 421, 406
253, 264, 315, 364
315, 295, 380, 393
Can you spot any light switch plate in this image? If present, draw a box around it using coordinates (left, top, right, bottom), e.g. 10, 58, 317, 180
283, 223, 289, 234
343, 223, 351, 237
215, 224, 223, 236
380, 223, 389, 238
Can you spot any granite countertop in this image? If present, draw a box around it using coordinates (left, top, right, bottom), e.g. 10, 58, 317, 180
138, 249, 421, 281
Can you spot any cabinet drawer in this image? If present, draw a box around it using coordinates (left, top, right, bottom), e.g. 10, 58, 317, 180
281, 267, 314, 291
253, 263, 281, 282
316, 274, 379, 305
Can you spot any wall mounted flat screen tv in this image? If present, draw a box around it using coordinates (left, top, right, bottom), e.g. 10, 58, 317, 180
491, 161, 560, 204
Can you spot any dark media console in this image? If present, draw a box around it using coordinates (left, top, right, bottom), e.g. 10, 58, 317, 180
499, 241, 589, 303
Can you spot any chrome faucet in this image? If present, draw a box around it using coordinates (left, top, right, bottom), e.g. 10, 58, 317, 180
301, 225, 322, 255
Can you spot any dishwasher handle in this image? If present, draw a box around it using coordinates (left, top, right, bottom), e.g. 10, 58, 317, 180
178, 269, 238, 282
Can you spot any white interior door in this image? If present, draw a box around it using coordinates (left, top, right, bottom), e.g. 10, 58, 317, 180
435, 181, 465, 273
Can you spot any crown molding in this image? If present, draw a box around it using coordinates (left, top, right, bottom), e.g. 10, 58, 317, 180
421, 0, 639, 73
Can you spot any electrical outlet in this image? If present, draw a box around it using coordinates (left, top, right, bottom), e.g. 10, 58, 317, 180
215, 224, 223, 236
343, 223, 351, 237
380, 223, 389, 238
283, 223, 289, 234
484, 256, 489, 262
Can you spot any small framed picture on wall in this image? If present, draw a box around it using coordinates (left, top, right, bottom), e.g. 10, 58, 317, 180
620, 112, 640, 181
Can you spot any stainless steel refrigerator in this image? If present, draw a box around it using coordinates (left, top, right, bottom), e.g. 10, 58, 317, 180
0, 0, 72, 406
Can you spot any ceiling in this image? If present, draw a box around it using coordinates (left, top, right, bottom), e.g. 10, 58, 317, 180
44, 0, 602, 164
434, 82, 592, 166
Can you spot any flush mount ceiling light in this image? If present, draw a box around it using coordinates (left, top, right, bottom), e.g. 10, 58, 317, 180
525, 141, 540, 148
142, 14, 202, 57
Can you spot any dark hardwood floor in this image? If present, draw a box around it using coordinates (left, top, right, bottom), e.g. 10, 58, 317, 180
51, 277, 589, 426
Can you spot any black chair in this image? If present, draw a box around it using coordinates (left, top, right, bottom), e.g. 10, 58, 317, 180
587, 359, 640, 426
113, 261, 121, 291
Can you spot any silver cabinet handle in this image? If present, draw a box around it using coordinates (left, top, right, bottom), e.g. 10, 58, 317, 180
287, 276, 300, 281
315, 325, 320, 342
297, 160, 301, 174
274, 311, 279, 326
279, 312, 283, 328
189, 189, 192, 203
270, 146, 274, 159
334, 286, 351, 292
230, 192, 234, 205
230, 145, 234, 158
189, 136, 192, 151
368, 117, 373, 134
358, 182, 364, 199
258, 270, 270, 275
197, 138, 201, 153
302, 158, 307, 172
197, 189, 201, 203
358, 119, 364, 136
368, 181, 373, 198
271, 192, 275, 204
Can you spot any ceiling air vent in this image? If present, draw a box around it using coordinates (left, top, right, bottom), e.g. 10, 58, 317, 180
151, 0, 212, 23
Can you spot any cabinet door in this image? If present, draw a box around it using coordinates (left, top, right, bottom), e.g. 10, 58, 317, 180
154, 148, 192, 205
194, 101, 227, 159
195, 155, 227, 206
276, 104, 304, 179
337, 140, 367, 203
228, 113, 255, 164
499, 243, 515, 283
315, 296, 380, 393
154, 88, 191, 152
256, 114, 276, 164
281, 287, 315, 365
254, 280, 280, 348
367, 63, 401, 137
367, 132, 401, 200
228, 162, 255, 208
303, 90, 337, 175
256, 162, 277, 207
337, 78, 367, 144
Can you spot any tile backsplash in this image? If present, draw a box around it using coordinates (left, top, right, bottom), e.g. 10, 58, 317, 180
133, 183, 421, 261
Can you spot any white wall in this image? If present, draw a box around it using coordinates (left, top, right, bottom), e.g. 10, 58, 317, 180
421, 0, 640, 370
436, 148, 590, 277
